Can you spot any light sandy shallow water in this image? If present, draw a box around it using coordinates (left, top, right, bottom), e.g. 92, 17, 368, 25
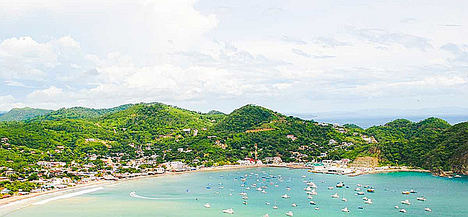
2, 168, 467, 217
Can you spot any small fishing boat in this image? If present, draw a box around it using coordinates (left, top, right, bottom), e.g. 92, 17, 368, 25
282, 194, 290, 199
363, 197, 368, 201
342, 198, 348, 202
357, 192, 365, 195
425, 207, 432, 212
364, 199, 373, 204
355, 188, 361, 191
454, 175, 462, 178
243, 201, 247, 205
367, 188, 375, 193
309, 201, 316, 205
304, 186, 312, 191
401, 199, 411, 205
417, 196, 426, 201
307, 182, 317, 188
402, 191, 410, 195
394, 206, 399, 209
336, 182, 344, 188
285, 211, 294, 216
399, 209, 407, 213
314, 207, 320, 210
291, 203, 297, 207
273, 206, 278, 209
341, 207, 350, 212
265, 202, 271, 205
307, 195, 313, 199
204, 203, 211, 208
328, 187, 334, 190
222, 208, 234, 214
358, 206, 364, 209
331, 193, 339, 198
410, 189, 417, 194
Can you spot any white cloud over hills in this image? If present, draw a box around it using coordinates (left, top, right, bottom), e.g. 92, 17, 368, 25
0, 0, 467, 114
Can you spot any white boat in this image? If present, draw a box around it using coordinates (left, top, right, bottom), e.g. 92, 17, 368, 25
257, 187, 262, 191
307, 182, 317, 188
336, 182, 344, 188
263, 214, 270, 217
222, 208, 234, 214
307, 195, 313, 199
242, 196, 248, 200
243, 201, 247, 205
240, 192, 247, 196
314, 207, 320, 210
355, 188, 361, 191
454, 175, 462, 178
285, 211, 294, 216
357, 192, 365, 195
204, 203, 211, 208
399, 209, 407, 213
342, 198, 348, 202
341, 207, 350, 212
286, 187, 291, 191
394, 205, 399, 209
309, 201, 316, 205
282, 194, 290, 199
273, 206, 278, 209
363, 197, 368, 201
364, 199, 373, 204
401, 199, 411, 205
328, 186, 334, 190
410, 189, 417, 194
425, 207, 432, 212
304, 186, 312, 191
265, 202, 271, 205
417, 196, 426, 201
331, 193, 339, 198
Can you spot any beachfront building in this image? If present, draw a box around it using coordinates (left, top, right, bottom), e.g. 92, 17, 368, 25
264, 157, 283, 165
162, 161, 187, 172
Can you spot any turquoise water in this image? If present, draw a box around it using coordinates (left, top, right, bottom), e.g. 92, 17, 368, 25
3, 168, 467, 217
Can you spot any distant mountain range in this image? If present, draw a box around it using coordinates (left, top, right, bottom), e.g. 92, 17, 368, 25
0, 107, 53, 122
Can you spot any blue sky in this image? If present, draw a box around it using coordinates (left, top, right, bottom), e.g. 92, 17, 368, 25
0, 0, 467, 114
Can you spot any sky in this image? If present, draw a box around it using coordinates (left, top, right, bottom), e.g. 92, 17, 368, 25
0, 0, 467, 114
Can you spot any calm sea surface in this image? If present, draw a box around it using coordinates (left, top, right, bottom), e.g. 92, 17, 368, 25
3, 168, 467, 217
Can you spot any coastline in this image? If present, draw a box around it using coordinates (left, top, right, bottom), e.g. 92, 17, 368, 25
0, 164, 263, 211
0, 164, 433, 214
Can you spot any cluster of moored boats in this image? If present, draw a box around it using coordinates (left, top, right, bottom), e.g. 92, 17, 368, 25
200, 172, 434, 216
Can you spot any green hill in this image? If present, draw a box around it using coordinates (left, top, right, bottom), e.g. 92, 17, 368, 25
0, 103, 466, 174
0, 107, 52, 121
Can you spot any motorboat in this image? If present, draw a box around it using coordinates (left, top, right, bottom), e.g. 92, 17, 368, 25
309, 201, 316, 205
291, 203, 297, 207
341, 207, 350, 212
307, 182, 317, 188
454, 175, 462, 178
307, 195, 313, 199
328, 186, 334, 190
358, 206, 364, 209
265, 202, 271, 205
314, 207, 319, 210
355, 188, 361, 191
282, 194, 290, 199
204, 203, 211, 208
394, 206, 399, 209
425, 207, 432, 212
363, 197, 368, 201
336, 182, 344, 188
402, 191, 410, 195
331, 193, 339, 198
263, 214, 270, 217
417, 196, 426, 201
401, 199, 411, 205
222, 208, 234, 214
357, 192, 365, 195
367, 188, 375, 193
364, 199, 373, 204
342, 198, 348, 202
273, 206, 278, 209
399, 209, 407, 213
285, 211, 294, 216
243, 201, 247, 205
410, 189, 417, 193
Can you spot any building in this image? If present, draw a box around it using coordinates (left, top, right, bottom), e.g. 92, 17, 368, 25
264, 157, 283, 164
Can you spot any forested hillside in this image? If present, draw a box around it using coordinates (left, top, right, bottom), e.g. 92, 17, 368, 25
0, 103, 466, 175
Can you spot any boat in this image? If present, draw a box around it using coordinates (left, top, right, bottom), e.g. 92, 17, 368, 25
355, 188, 361, 191
307, 195, 313, 199
401, 199, 411, 205
357, 192, 365, 195
394, 206, 399, 209
364, 199, 373, 204
242, 196, 248, 200
367, 188, 375, 193
263, 214, 270, 217
399, 209, 407, 213
402, 191, 410, 195
273, 206, 278, 209
314, 207, 319, 210
410, 189, 417, 194
309, 201, 316, 205
285, 211, 294, 216
257, 187, 262, 191
282, 194, 290, 199
328, 186, 334, 190
454, 175, 462, 178
358, 206, 364, 209
342, 198, 347, 202
239, 192, 247, 196
331, 193, 339, 198
363, 197, 368, 201
265, 202, 271, 205
291, 203, 297, 207
307, 182, 317, 188
357, 184, 362, 187
222, 208, 234, 214
425, 207, 432, 212
204, 203, 211, 208
336, 182, 344, 188
341, 207, 350, 212
304, 186, 312, 191
243, 201, 247, 205
417, 196, 426, 201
